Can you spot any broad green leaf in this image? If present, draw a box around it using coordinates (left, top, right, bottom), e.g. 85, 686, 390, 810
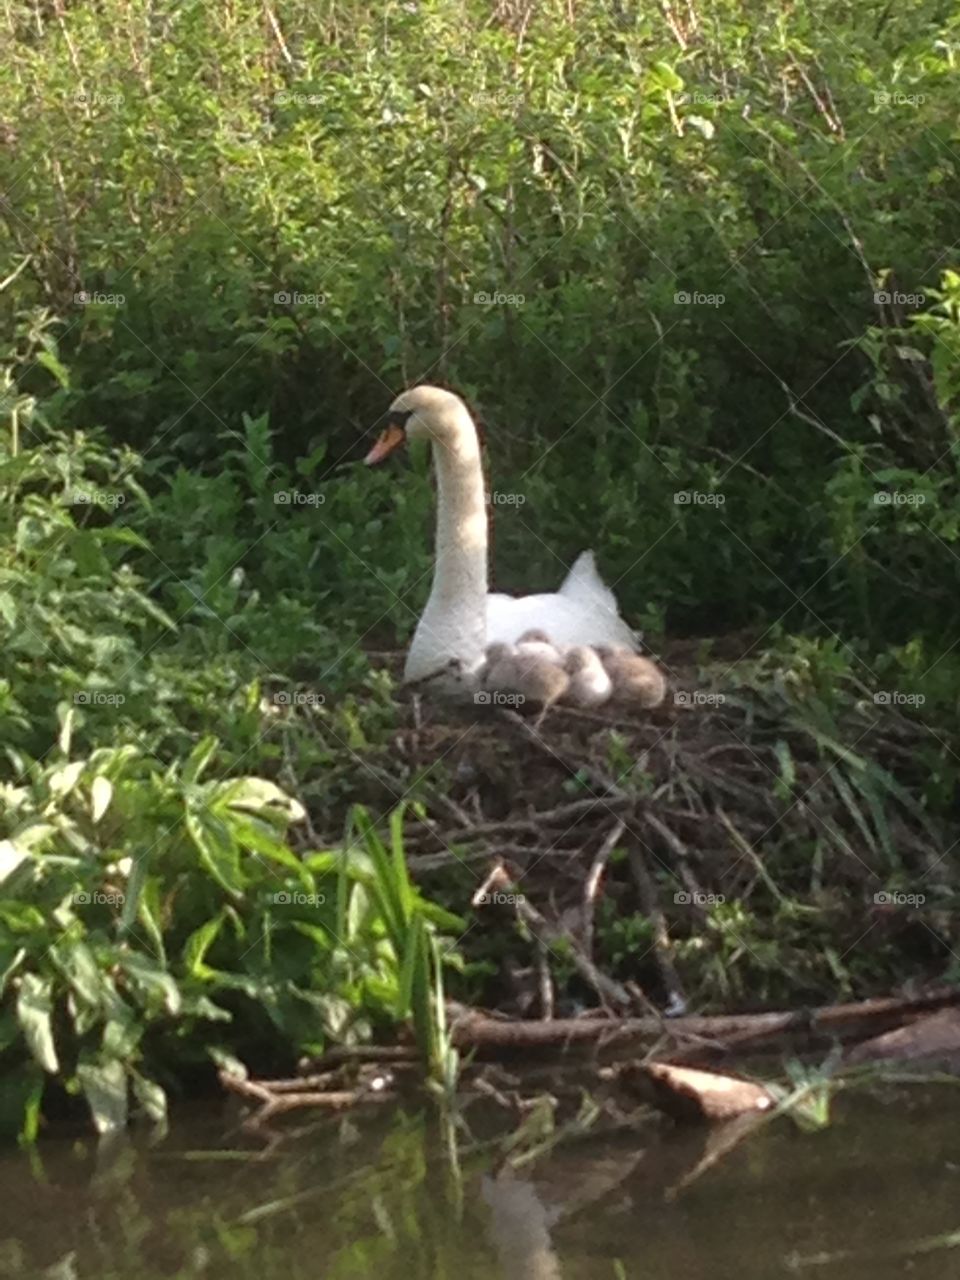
77, 1057, 128, 1134
90, 776, 113, 823
119, 951, 181, 1015
36, 350, 70, 388
129, 1070, 168, 1125
183, 915, 226, 979
48, 760, 85, 799
183, 736, 219, 785
185, 806, 244, 897
17, 973, 58, 1073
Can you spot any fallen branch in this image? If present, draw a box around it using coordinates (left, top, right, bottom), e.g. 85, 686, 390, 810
447, 986, 960, 1055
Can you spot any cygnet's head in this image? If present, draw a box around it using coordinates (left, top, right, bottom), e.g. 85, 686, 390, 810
484, 642, 514, 665
564, 645, 596, 673
365, 385, 474, 463
517, 629, 553, 645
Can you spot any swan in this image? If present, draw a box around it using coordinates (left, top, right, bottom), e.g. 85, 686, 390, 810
365, 385, 639, 686
563, 645, 614, 708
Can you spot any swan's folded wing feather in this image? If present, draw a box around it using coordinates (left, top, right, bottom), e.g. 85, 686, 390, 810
485, 586, 638, 651
557, 550, 639, 650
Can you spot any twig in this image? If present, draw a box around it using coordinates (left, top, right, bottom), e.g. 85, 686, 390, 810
583, 819, 627, 956
625, 839, 689, 1016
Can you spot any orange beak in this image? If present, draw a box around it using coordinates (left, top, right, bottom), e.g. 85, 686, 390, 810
365, 423, 407, 465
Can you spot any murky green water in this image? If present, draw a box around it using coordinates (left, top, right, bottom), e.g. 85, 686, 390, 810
0, 1088, 956, 1279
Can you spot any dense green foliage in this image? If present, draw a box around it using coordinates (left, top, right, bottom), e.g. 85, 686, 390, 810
1, 0, 959, 1135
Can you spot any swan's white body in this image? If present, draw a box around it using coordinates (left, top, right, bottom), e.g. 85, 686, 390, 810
366, 386, 639, 686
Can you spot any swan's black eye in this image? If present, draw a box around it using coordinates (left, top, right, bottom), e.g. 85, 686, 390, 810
385, 409, 413, 432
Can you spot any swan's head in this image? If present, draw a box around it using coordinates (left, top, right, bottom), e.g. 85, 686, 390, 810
365, 385, 474, 464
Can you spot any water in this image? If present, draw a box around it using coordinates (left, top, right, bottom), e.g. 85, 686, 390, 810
0, 1088, 956, 1279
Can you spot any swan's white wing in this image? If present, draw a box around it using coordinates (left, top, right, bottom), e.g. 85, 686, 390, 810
559, 550, 619, 611
486, 550, 638, 650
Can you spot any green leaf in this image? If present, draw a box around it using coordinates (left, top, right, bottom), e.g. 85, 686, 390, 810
17, 973, 58, 1073
185, 805, 245, 897
37, 350, 71, 388
129, 1070, 168, 1125
90, 776, 113, 823
77, 1057, 128, 1134
217, 777, 305, 824
183, 736, 219, 785
183, 915, 226, 979
649, 61, 685, 93
119, 951, 182, 1015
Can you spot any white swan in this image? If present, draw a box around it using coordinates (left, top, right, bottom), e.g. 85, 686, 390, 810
365, 385, 639, 685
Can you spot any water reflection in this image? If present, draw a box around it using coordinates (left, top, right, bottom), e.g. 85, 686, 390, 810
0, 1089, 956, 1279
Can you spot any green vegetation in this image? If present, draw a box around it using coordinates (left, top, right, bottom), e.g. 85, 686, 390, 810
1, 0, 959, 1136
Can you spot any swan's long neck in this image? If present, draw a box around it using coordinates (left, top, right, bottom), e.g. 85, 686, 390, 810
432, 426, 488, 607
405, 410, 488, 683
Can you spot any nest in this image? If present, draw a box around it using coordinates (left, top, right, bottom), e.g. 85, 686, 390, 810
303, 645, 959, 1013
